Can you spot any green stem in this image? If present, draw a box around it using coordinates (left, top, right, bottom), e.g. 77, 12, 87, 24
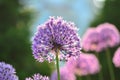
78, 76, 82, 80
55, 49, 60, 80
98, 70, 104, 80
95, 52, 104, 80
86, 75, 91, 80
106, 48, 115, 80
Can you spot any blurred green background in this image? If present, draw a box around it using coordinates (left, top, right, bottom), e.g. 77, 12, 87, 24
0, 0, 54, 79
0, 0, 120, 80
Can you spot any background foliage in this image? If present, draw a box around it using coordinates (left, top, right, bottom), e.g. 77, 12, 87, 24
90, 0, 120, 80
0, 0, 53, 79
0, 0, 120, 80
91, 0, 120, 30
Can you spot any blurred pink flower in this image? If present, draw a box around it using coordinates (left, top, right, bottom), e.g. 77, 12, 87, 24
97, 23, 120, 48
82, 23, 120, 52
113, 47, 120, 68
66, 53, 100, 76
51, 67, 76, 80
82, 28, 103, 52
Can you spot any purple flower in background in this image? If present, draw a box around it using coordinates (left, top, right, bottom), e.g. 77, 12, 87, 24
32, 16, 81, 62
97, 23, 120, 48
25, 73, 49, 80
66, 53, 100, 76
113, 47, 120, 68
51, 67, 76, 80
0, 62, 18, 80
82, 28, 103, 52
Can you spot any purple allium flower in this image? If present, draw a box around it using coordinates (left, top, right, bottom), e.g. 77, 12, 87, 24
97, 23, 120, 48
32, 16, 81, 62
82, 28, 103, 52
25, 73, 49, 80
0, 62, 18, 80
113, 47, 120, 68
51, 67, 76, 80
66, 53, 100, 76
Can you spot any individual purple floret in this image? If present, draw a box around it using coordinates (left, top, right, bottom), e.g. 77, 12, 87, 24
113, 47, 120, 68
0, 62, 19, 80
25, 73, 49, 80
51, 67, 76, 80
66, 53, 100, 76
97, 23, 120, 48
32, 16, 81, 62
82, 28, 103, 52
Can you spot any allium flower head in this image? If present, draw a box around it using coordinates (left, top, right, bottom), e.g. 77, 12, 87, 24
82, 28, 103, 52
0, 62, 18, 80
113, 47, 120, 68
66, 53, 100, 76
97, 23, 120, 48
32, 16, 81, 62
25, 73, 49, 80
51, 67, 76, 80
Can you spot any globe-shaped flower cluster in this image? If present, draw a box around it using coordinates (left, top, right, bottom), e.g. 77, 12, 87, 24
113, 47, 120, 68
25, 73, 49, 80
82, 23, 120, 52
51, 67, 76, 80
66, 53, 100, 76
0, 62, 18, 80
32, 17, 81, 62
